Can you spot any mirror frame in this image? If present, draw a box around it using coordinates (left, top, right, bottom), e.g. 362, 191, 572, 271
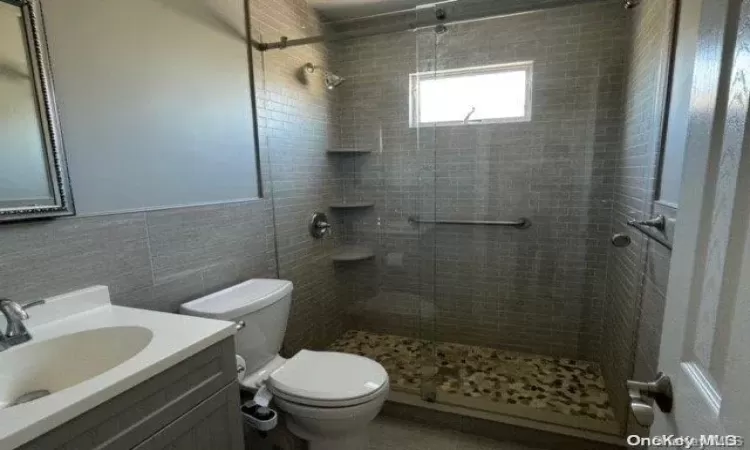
0, 0, 74, 222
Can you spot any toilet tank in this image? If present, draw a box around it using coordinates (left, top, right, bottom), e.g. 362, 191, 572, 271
180, 279, 293, 375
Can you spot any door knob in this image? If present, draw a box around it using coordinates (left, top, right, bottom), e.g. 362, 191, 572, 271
627, 372, 673, 426
629, 398, 655, 427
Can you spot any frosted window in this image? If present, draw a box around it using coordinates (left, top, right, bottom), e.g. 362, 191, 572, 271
410, 62, 532, 126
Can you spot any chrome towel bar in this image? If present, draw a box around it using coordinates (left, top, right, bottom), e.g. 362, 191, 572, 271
628, 215, 666, 232
408, 216, 531, 229
626, 220, 673, 250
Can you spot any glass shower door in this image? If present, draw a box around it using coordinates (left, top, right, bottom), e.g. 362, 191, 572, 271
325, 10, 441, 401
412, 5, 439, 403
412, 3, 621, 434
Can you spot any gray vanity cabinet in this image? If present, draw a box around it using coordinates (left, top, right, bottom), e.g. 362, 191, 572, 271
17, 338, 244, 450
132, 385, 242, 450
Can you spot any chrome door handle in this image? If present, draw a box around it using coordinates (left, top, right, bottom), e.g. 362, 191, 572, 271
627, 372, 673, 426
236, 320, 246, 331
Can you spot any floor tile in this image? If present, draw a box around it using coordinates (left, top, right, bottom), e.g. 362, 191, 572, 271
369, 417, 546, 450
330, 330, 618, 434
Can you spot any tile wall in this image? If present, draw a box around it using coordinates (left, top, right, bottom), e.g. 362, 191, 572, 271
0, 201, 274, 312
601, 0, 674, 432
249, 0, 348, 353
330, 0, 629, 361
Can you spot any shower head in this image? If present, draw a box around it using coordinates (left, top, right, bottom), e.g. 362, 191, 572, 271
303, 63, 345, 90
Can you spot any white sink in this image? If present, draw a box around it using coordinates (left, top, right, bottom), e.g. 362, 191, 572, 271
0, 326, 153, 409
0, 286, 235, 450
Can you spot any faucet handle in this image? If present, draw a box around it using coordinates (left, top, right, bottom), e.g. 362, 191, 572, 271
0, 299, 29, 321
0, 298, 44, 345
21, 299, 45, 311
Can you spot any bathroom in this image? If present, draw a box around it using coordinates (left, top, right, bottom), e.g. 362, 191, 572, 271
2, 0, 750, 448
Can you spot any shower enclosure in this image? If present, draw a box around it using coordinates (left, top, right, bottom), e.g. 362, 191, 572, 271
251, 0, 674, 442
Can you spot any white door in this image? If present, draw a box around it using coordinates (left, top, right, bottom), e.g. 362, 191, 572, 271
645, 0, 750, 444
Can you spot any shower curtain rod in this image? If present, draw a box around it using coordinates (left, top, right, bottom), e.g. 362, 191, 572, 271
254, 0, 610, 51
254, 21, 419, 51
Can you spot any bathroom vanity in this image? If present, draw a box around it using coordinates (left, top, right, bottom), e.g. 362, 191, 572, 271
15, 340, 242, 450
0, 287, 244, 450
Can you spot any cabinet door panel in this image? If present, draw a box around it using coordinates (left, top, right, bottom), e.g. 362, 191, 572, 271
134, 383, 244, 450
18, 338, 237, 450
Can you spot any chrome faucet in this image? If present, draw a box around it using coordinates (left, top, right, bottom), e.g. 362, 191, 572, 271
0, 298, 44, 351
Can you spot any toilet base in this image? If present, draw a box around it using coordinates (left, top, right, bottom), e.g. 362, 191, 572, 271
273, 385, 388, 450
306, 432, 368, 450
284, 413, 370, 450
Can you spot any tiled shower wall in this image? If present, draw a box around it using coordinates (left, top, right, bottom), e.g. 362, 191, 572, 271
249, 0, 348, 354
601, 0, 674, 432
330, 1, 629, 361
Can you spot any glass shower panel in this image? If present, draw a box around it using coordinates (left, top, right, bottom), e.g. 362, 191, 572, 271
326, 10, 440, 400
420, 3, 621, 434
413, 6, 440, 401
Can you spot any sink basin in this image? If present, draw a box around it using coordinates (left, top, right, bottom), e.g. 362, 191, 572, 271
0, 326, 153, 409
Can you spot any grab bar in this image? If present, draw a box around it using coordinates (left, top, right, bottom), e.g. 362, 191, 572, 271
408, 216, 531, 229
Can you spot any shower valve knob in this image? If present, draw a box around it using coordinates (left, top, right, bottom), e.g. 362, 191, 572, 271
309, 212, 331, 239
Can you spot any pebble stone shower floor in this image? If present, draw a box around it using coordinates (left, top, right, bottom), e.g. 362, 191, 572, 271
328, 330, 619, 435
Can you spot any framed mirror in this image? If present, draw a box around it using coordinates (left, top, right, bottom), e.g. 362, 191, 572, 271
0, 0, 73, 222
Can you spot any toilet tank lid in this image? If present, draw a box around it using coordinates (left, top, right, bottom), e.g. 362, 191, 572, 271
180, 279, 293, 320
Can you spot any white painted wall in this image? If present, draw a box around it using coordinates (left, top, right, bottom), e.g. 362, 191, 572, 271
41, 0, 259, 215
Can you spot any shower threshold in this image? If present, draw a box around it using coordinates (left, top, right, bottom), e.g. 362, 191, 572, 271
328, 330, 619, 436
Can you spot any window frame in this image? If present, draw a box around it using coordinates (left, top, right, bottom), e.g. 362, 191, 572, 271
409, 61, 534, 128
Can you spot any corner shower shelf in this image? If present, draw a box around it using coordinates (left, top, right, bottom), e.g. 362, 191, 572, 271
327, 148, 372, 154
329, 201, 375, 209
331, 245, 375, 262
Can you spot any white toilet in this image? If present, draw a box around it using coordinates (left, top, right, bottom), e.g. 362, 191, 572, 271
180, 279, 389, 450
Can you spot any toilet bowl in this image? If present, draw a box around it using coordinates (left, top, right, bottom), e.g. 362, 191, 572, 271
273, 386, 388, 450
180, 279, 389, 450
265, 350, 389, 450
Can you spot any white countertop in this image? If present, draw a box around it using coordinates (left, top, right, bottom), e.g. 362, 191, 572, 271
0, 286, 235, 450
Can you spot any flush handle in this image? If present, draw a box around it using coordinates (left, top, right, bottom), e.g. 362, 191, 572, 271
627, 372, 673, 426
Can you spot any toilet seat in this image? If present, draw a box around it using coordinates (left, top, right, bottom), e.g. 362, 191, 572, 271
267, 350, 389, 408
272, 379, 390, 408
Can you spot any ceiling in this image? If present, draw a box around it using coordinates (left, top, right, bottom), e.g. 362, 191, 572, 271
310, 0, 440, 22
